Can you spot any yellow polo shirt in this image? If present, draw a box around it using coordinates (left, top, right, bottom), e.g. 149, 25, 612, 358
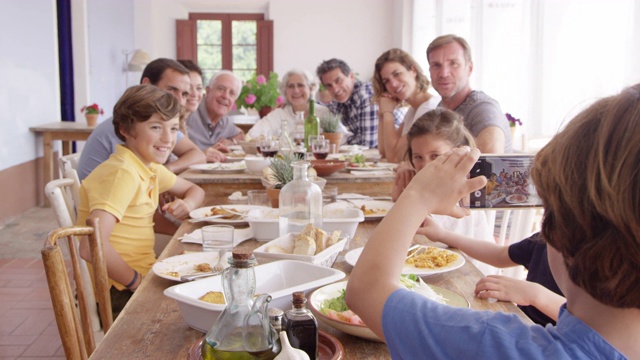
77, 144, 177, 290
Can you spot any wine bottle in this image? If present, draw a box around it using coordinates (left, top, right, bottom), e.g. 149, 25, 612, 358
304, 99, 319, 152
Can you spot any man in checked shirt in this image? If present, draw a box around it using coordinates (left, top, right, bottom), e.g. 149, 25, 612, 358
317, 58, 405, 148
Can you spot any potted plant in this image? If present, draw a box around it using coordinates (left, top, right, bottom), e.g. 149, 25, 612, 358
505, 113, 522, 140
319, 113, 343, 150
261, 153, 323, 208
80, 103, 104, 127
236, 72, 285, 118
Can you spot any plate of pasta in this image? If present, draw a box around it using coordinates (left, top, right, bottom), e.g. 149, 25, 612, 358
345, 245, 465, 276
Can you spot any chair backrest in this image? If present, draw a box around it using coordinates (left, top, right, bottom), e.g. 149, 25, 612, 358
42, 218, 112, 360
45, 178, 102, 335
58, 153, 81, 179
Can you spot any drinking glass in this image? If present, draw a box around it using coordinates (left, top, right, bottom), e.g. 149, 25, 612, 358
310, 137, 329, 160
201, 225, 234, 252
248, 190, 270, 207
260, 140, 280, 157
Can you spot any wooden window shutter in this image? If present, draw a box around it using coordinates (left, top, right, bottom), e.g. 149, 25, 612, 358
176, 19, 197, 60
256, 20, 273, 76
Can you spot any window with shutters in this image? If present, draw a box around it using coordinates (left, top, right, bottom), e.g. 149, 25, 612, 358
176, 13, 273, 83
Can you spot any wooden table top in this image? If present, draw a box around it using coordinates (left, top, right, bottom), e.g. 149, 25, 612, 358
180, 167, 396, 185
29, 121, 96, 133
90, 217, 531, 359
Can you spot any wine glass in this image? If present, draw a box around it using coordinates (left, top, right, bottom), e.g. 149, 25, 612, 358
310, 138, 329, 160
260, 140, 280, 157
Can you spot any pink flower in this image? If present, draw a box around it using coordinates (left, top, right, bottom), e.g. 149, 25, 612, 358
245, 94, 257, 105
276, 96, 285, 105
256, 75, 267, 84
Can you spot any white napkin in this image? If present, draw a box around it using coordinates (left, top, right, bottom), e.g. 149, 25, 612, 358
179, 227, 254, 246
350, 170, 394, 176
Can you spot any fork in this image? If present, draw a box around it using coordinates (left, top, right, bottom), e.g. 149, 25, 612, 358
179, 249, 226, 282
212, 249, 227, 273
188, 214, 227, 223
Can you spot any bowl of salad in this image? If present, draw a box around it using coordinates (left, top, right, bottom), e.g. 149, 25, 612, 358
308, 280, 381, 342
308, 276, 468, 342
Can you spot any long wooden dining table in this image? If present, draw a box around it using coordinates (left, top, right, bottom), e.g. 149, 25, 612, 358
180, 167, 396, 206
90, 214, 532, 359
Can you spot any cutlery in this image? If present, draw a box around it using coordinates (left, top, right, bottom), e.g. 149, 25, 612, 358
405, 244, 424, 260
217, 206, 248, 217
188, 214, 227, 223
180, 249, 226, 281
180, 271, 222, 282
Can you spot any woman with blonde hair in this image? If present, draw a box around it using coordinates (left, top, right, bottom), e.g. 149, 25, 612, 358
373, 48, 440, 162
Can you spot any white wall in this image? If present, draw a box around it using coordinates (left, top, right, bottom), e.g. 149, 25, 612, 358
269, 0, 403, 81
0, 0, 60, 170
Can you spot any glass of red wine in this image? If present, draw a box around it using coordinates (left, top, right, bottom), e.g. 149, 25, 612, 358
310, 137, 329, 160
260, 140, 280, 157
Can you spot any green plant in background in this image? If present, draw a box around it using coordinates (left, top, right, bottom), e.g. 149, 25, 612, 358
319, 113, 342, 133
267, 153, 294, 189
235, 72, 284, 111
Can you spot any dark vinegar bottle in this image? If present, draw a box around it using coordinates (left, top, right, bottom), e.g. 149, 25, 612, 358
283, 292, 318, 359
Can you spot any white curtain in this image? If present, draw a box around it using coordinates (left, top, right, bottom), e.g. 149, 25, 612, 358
412, 0, 640, 146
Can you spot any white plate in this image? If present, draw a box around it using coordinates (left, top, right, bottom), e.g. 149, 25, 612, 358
225, 152, 246, 163
189, 162, 246, 174
152, 252, 226, 282
339, 145, 368, 154
189, 205, 271, 225
346, 162, 395, 171
331, 200, 393, 220
344, 246, 465, 276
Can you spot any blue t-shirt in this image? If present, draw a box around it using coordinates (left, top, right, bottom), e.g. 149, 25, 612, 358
382, 289, 625, 359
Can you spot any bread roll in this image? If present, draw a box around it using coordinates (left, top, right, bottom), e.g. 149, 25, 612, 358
314, 227, 328, 254
267, 245, 290, 254
327, 230, 341, 247
293, 235, 316, 255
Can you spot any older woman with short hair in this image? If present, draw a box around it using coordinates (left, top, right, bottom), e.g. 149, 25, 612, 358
247, 69, 331, 140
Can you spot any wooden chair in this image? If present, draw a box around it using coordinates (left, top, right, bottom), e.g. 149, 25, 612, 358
42, 218, 113, 360
45, 178, 101, 333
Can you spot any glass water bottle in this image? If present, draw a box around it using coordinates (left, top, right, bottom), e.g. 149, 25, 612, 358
278, 162, 322, 237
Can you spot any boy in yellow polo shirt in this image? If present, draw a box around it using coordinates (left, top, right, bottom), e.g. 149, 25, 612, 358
77, 85, 205, 317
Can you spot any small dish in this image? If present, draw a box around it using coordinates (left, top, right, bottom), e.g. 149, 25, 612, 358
309, 160, 347, 177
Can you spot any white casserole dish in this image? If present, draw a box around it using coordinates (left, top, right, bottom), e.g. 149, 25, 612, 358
164, 259, 345, 332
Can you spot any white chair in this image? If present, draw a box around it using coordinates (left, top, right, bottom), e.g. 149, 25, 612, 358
44, 178, 102, 333
58, 152, 81, 179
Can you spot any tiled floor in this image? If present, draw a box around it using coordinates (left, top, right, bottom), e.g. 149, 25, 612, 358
0, 207, 66, 359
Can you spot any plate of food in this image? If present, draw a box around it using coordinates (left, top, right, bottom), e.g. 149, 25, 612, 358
224, 151, 246, 163
330, 200, 393, 220
189, 205, 271, 225
308, 277, 468, 342
345, 162, 395, 171
505, 193, 528, 204
189, 162, 247, 174
152, 251, 225, 282
344, 245, 465, 276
